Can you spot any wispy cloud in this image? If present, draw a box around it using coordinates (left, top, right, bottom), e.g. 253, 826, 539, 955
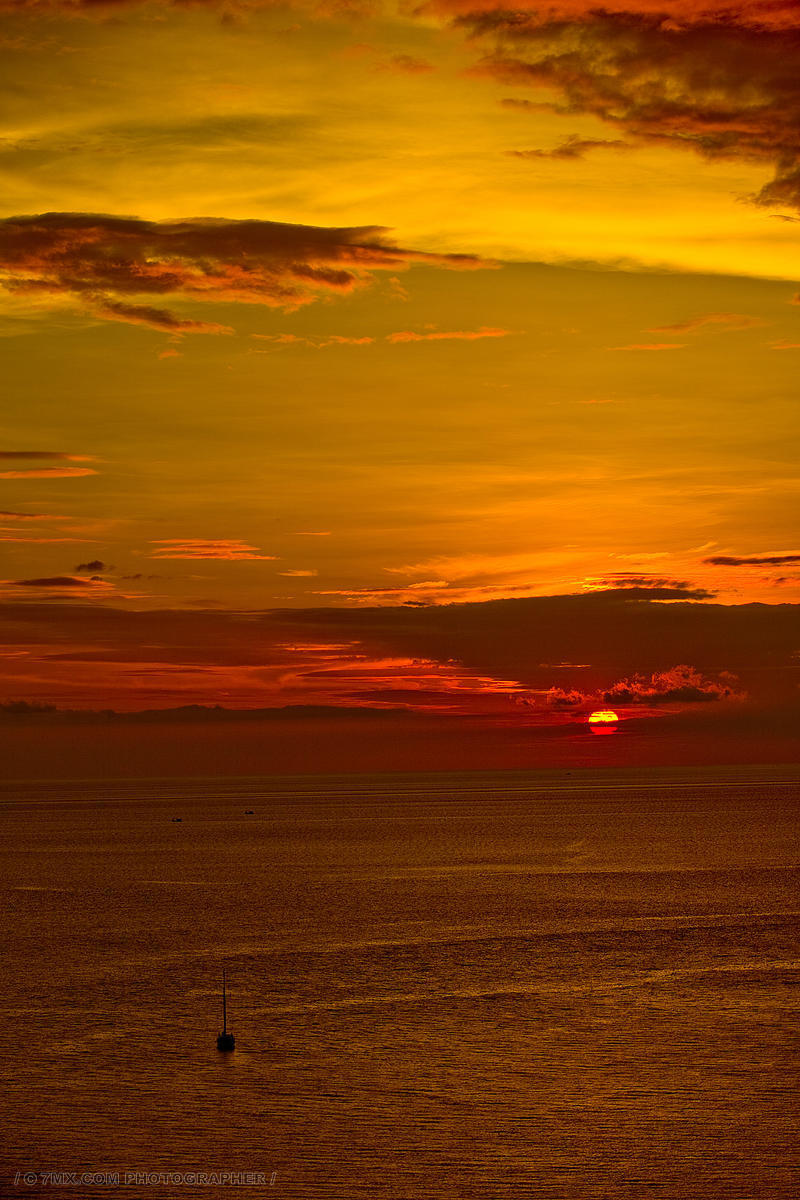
386, 326, 514, 343
0, 510, 70, 521
0, 451, 95, 461
648, 312, 764, 334
705, 553, 800, 566
149, 539, 278, 561
610, 343, 686, 351
508, 136, 633, 160
96, 300, 234, 335
0, 467, 98, 479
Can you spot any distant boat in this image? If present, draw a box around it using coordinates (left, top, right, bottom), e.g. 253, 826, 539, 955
216, 969, 235, 1052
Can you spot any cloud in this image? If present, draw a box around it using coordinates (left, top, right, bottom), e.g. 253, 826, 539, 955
603, 664, 741, 704
0, 510, 69, 521
0, 535, 82, 544
0, 467, 98, 479
449, 1, 800, 214
278, 569, 319, 577
508, 136, 633, 160
148, 538, 277, 561
649, 312, 764, 333
0, 451, 94, 460
705, 553, 800, 566
74, 559, 107, 573
0, 212, 485, 331
96, 300, 234, 335
0, 700, 416, 725
8, 575, 110, 589
251, 332, 375, 348
386, 326, 514, 342
8, 0, 799, 29
0, 590, 795, 742
545, 686, 587, 708
585, 575, 712, 596
585, 573, 705, 588
610, 343, 687, 351
387, 54, 434, 74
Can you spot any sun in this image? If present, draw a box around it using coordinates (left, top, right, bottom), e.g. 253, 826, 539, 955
588, 709, 619, 735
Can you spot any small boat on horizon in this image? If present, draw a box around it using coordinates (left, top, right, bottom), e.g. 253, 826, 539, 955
216, 968, 235, 1052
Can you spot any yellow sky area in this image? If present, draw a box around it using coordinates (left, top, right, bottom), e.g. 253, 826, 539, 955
2, 260, 799, 610
0, 5, 796, 279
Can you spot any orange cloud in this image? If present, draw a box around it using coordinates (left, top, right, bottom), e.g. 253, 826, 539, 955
0, 536, 84, 544
148, 539, 278, 561
0, 451, 95, 461
603, 664, 741, 704
386, 326, 514, 343
0, 467, 98, 479
0, 510, 70, 521
0, 213, 486, 331
610, 343, 687, 351
252, 333, 375, 348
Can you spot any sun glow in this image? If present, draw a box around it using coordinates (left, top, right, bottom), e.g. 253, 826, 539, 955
588, 710, 619, 735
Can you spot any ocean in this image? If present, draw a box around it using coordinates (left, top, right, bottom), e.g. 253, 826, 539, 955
1, 766, 798, 1199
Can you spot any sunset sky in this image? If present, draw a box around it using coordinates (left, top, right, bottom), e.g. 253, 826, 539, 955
1, 0, 798, 775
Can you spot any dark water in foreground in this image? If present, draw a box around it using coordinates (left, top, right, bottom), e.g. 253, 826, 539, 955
1, 766, 798, 1199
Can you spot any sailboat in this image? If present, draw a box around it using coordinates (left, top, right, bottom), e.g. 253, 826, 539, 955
216, 969, 235, 1052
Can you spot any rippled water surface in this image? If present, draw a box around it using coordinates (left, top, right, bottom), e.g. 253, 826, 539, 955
1, 766, 798, 1199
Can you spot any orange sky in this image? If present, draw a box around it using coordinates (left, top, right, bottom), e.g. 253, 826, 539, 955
1, 1, 798, 774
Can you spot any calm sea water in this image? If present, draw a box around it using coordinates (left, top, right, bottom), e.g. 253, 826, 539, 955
1, 766, 798, 1199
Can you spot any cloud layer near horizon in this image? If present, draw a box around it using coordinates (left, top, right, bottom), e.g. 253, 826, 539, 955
0, 589, 796, 712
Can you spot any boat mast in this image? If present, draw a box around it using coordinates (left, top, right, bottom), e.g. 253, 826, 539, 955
222, 968, 227, 1035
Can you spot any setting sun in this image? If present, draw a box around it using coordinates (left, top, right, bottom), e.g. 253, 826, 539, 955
588, 710, 620, 735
